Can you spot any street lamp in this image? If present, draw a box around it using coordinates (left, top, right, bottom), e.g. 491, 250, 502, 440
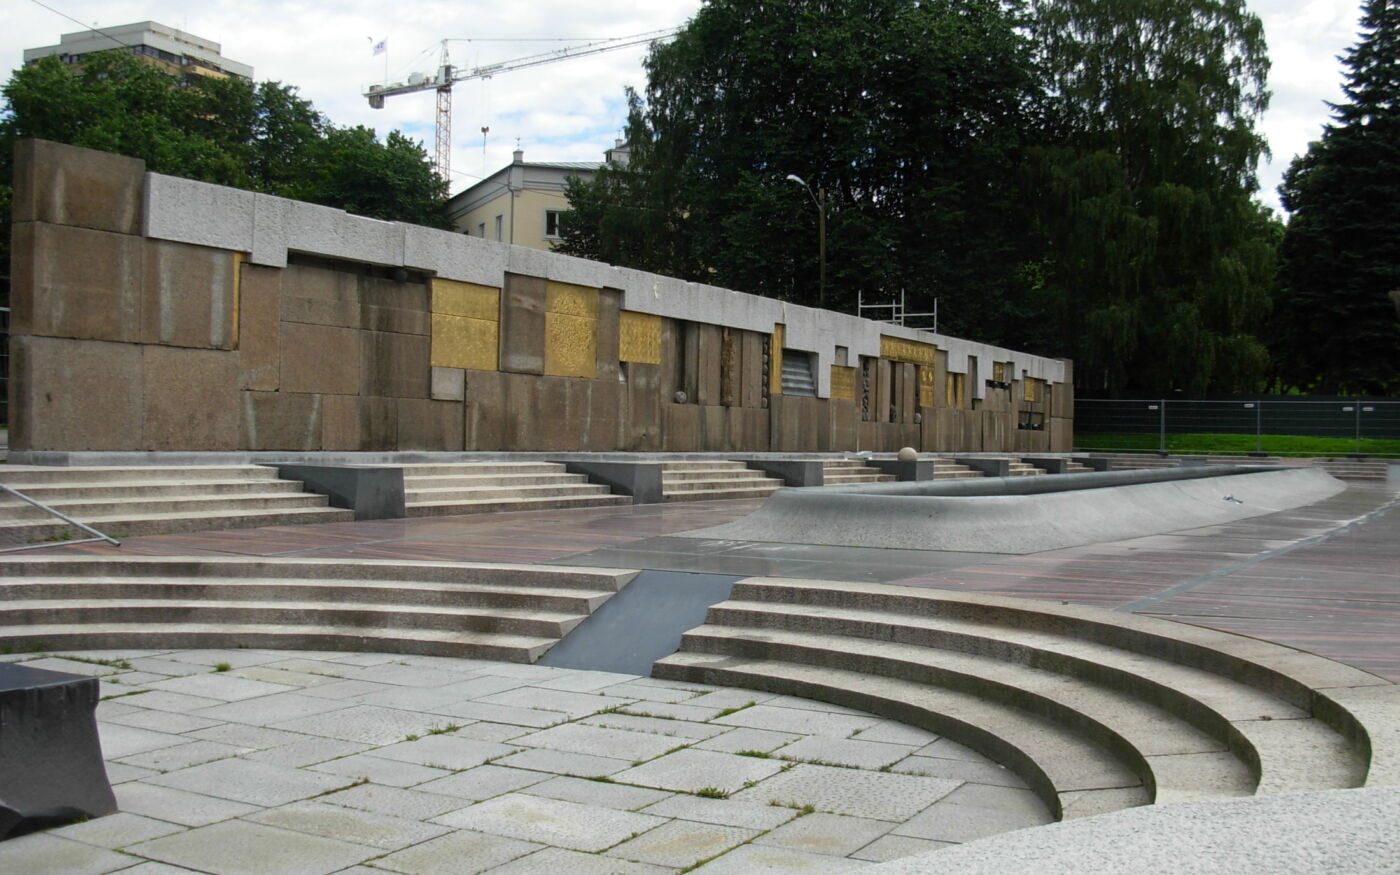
785, 174, 826, 308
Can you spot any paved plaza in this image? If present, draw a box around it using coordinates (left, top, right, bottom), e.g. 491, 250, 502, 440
0, 647, 1049, 873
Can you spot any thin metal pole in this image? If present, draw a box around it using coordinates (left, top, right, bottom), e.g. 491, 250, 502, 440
1159, 401, 1167, 454
1256, 401, 1262, 454
1356, 398, 1362, 451
0, 484, 120, 547
817, 187, 826, 309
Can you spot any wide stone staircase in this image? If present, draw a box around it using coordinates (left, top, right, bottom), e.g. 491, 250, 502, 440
0, 557, 636, 663
1312, 458, 1392, 482
821, 460, 896, 484
654, 578, 1398, 821
1007, 460, 1047, 476
401, 462, 630, 516
931, 459, 984, 479
0, 466, 353, 546
660, 460, 785, 502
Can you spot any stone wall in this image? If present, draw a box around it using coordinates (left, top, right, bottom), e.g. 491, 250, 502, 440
7, 139, 1073, 453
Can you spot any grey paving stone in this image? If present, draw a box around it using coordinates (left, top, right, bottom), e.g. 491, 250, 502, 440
193, 693, 348, 726
684, 689, 778, 710
114, 782, 262, 827
49, 811, 185, 849
296, 679, 393, 699
934, 781, 1049, 815
146, 757, 355, 806
104, 761, 159, 785
889, 754, 1029, 788
371, 829, 541, 875
529, 669, 636, 693
246, 800, 450, 850
127, 818, 374, 875
337, 663, 472, 688
890, 795, 1053, 842
474, 687, 632, 718
352, 685, 481, 714
627, 677, 725, 693
100, 708, 223, 734
511, 722, 684, 762
451, 721, 533, 743
582, 712, 728, 740
414, 764, 551, 801
315, 652, 401, 667
371, 735, 520, 770
775, 736, 913, 770
432, 793, 667, 852
307, 753, 452, 788
108, 862, 203, 874
713, 705, 881, 738
316, 783, 468, 820
429, 700, 568, 728
852, 721, 941, 747
17, 656, 127, 676
488, 846, 674, 874
619, 701, 725, 721
759, 695, 877, 717
271, 704, 445, 745
606, 819, 758, 868
600, 680, 706, 703
185, 723, 312, 749
466, 662, 565, 680
731, 764, 960, 821
639, 795, 799, 831
688, 842, 867, 873
849, 833, 955, 862
754, 812, 893, 857
494, 747, 634, 778
144, 673, 295, 702
229, 666, 342, 687
98, 723, 189, 759
243, 736, 369, 767
116, 740, 250, 772
917, 737, 996, 763
696, 727, 802, 754
437, 674, 534, 698
0, 832, 136, 874
613, 749, 785, 794
128, 657, 211, 676
524, 775, 672, 811
163, 649, 286, 669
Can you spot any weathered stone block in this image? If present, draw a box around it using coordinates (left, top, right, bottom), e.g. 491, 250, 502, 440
360, 396, 400, 451
583, 378, 625, 450
7, 336, 142, 451
142, 347, 241, 450
284, 199, 403, 266
663, 403, 700, 452
397, 399, 464, 451
361, 331, 429, 398
500, 273, 546, 374
431, 366, 465, 401
500, 371, 543, 450
544, 313, 597, 379
320, 394, 360, 451
698, 404, 729, 451
536, 377, 576, 450
241, 391, 322, 451
280, 323, 360, 395
142, 240, 237, 349
238, 263, 281, 391
728, 406, 769, 452
12, 139, 144, 234
626, 363, 662, 451
829, 400, 858, 451
280, 262, 360, 328
10, 222, 143, 342
361, 276, 430, 335
696, 324, 722, 406
740, 331, 764, 409
595, 288, 621, 382
463, 369, 506, 450
1050, 416, 1073, 452
251, 193, 290, 267
144, 173, 254, 252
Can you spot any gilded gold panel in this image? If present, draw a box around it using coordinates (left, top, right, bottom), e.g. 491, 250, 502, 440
880, 335, 937, 366
918, 366, 936, 407
830, 365, 857, 401
544, 312, 597, 379
619, 311, 662, 364
432, 278, 500, 321
431, 313, 499, 371
770, 324, 785, 396
546, 281, 599, 318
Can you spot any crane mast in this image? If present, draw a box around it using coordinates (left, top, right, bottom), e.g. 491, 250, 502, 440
364, 29, 678, 182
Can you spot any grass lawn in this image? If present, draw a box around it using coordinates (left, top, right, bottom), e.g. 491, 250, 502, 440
1074, 432, 1400, 457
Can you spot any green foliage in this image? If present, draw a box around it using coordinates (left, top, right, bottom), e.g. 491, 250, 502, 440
1276, 0, 1400, 395
559, 0, 1043, 344
1026, 0, 1277, 395
1075, 432, 1400, 456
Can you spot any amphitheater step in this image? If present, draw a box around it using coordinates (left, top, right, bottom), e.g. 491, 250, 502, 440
399, 462, 631, 516
0, 558, 637, 663
821, 461, 896, 484
931, 460, 984, 479
0, 507, 354, 544
661, 461, 783, 503
1312, 459, 1390, 481
655, 577, 1390, 820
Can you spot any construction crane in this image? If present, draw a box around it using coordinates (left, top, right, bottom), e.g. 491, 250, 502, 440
364, 29, 679, 182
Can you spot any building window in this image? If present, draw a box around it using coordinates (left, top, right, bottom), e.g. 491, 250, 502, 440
545, 209, 567, 239
494, 215, 503, 242
477, 222, 486, 238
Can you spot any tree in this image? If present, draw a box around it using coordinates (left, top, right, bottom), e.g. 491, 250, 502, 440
1276, 0, 1400, 396
559, 0, 1043, 345
1025, 0, 1277, 395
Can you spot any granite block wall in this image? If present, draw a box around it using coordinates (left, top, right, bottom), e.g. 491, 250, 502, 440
8, 139, 1074, 454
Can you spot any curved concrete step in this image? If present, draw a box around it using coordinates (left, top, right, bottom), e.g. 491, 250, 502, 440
654, 652, 1146, 820
0, 506, 355, 544
0, 492, 330, 521
0, 465, 285, 485
0, 479, 307, 501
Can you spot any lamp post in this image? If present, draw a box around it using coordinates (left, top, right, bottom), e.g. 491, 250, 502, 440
785, 174, 826, 308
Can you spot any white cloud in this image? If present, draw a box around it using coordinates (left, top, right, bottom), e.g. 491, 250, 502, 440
2, 0, 1365, 212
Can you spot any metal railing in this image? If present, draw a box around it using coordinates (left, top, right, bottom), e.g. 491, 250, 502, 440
1074, 398, 1400, 456
0, 483, 121, 553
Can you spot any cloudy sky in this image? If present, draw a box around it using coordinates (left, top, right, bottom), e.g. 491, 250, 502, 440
3, 0, 1370, 215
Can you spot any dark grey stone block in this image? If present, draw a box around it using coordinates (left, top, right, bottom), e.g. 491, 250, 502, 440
869, 459, 935, 481
1020, 456, 1070, 474
0, 664, 116, 839
737, 458, 825, 487
562, 461, 662, 504
955, 457, 1012, 477
276, 464, 405, 520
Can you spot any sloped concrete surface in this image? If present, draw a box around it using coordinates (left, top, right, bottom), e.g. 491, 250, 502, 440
868, 786, 1400, 874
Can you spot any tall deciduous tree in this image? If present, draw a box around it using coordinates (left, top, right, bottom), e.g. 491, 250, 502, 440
1276, 0, 1400, 395
1026, 0, 1277, 395
559, 0, 1042, 344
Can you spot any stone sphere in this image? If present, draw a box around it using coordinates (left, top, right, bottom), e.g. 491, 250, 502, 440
897, 446, 918, 462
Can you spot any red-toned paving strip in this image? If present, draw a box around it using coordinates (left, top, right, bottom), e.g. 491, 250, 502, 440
25, 484, 1400, 681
